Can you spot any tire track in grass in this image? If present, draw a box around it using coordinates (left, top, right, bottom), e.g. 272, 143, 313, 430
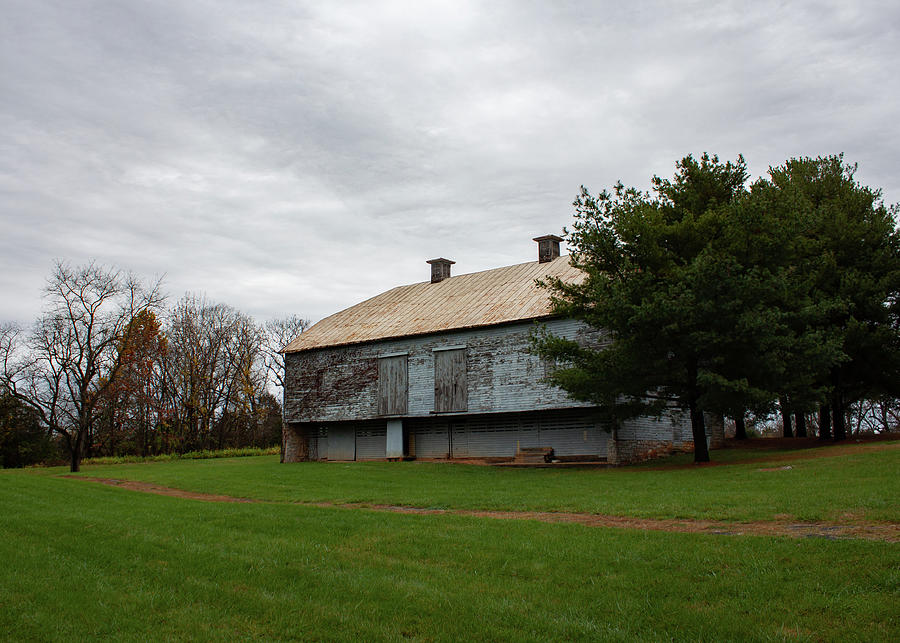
67, 476, 900, 543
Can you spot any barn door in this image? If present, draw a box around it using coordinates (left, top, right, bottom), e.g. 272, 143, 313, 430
327, 426, 356, 461
450, 421, 468, 458
410, 420, 451, 458
434, 348, 467, 413
378, 354, 408, 415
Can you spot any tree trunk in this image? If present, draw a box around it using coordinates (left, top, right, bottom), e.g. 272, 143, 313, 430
690, 403, 710, 463
70, 431, 83, 473
780, 399, 793, 438
686, 360, 709, 463
139, 402, 148, 457
818, 403, 832, 440
794, 412, 807, 438
879, 400, 891, 433
832, 388, 846, 440
734, 413, 747, 440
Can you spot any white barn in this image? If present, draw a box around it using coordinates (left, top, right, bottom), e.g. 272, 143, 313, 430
282, 236, 705, 464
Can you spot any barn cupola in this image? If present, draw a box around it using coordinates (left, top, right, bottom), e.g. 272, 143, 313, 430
533, 235, 562, 263
426, 258, 455, 283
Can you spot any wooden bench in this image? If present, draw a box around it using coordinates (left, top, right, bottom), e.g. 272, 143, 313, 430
514, 446, 554, 464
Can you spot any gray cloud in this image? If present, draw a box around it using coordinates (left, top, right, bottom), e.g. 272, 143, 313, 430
2, 0, 898, 326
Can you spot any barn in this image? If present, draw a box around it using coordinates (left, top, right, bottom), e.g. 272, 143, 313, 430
282, 235, 704, 464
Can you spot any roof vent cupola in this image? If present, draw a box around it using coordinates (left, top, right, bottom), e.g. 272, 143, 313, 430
426, 258, 455, 283
533, 235, 562, 263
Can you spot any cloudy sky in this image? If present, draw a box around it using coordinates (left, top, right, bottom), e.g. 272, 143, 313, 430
2, 0, 898, 327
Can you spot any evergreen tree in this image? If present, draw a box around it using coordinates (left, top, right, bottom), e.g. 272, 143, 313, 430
753, 155, 900, 438
535, 154, 778, 462
535, 153, 900, 464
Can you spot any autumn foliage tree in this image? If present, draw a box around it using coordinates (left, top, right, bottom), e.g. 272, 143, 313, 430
95, 310, 168, 456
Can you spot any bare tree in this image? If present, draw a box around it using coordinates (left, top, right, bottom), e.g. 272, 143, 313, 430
161, 295, 225, 451
0, 324, 24, 383
159, 295, 276, 452
262, 315, 309, 395
846, 397, 900, 435
0, 262, 164, 471
214, 308, 265, 450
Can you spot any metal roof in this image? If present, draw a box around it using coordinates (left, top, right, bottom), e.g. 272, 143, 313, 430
283, 256, 584, 353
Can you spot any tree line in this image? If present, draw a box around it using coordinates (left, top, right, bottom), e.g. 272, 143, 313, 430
534, 154, 900, 462
0, 262, 307, 470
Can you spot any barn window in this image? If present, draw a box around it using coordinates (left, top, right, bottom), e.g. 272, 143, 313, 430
377, 353, 408, 415
434, 346, 467, 413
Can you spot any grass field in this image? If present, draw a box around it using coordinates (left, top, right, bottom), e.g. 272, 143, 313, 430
64, 442, 900, 522
1, 442, 898, 641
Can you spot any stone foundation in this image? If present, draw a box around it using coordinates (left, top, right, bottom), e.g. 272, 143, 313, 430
283, 424, 310, 463
608, 412, 724, 465
608, 438, 693, 465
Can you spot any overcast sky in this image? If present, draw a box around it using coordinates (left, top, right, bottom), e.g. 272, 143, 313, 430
2, 0, 898, 327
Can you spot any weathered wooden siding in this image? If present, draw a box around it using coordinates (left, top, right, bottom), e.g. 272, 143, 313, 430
434, 411, 607, 458
604, 407, 699, 463
284, 318, 600, 423
288, 409, 609, 462
618, 409, 690, 445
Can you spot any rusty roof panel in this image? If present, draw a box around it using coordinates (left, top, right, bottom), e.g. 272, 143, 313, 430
283, 257, 584, 353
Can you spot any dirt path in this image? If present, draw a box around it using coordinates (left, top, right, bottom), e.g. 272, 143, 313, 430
73, 477, 260, 503
70, 476, 900, 543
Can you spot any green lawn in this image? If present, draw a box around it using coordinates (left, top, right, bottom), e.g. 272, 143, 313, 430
60, 441, 900, 523
1, 444, 898, 641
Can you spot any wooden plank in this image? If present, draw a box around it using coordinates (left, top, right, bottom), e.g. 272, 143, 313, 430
435, 348, 467, 413
377, 355, 408, 415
